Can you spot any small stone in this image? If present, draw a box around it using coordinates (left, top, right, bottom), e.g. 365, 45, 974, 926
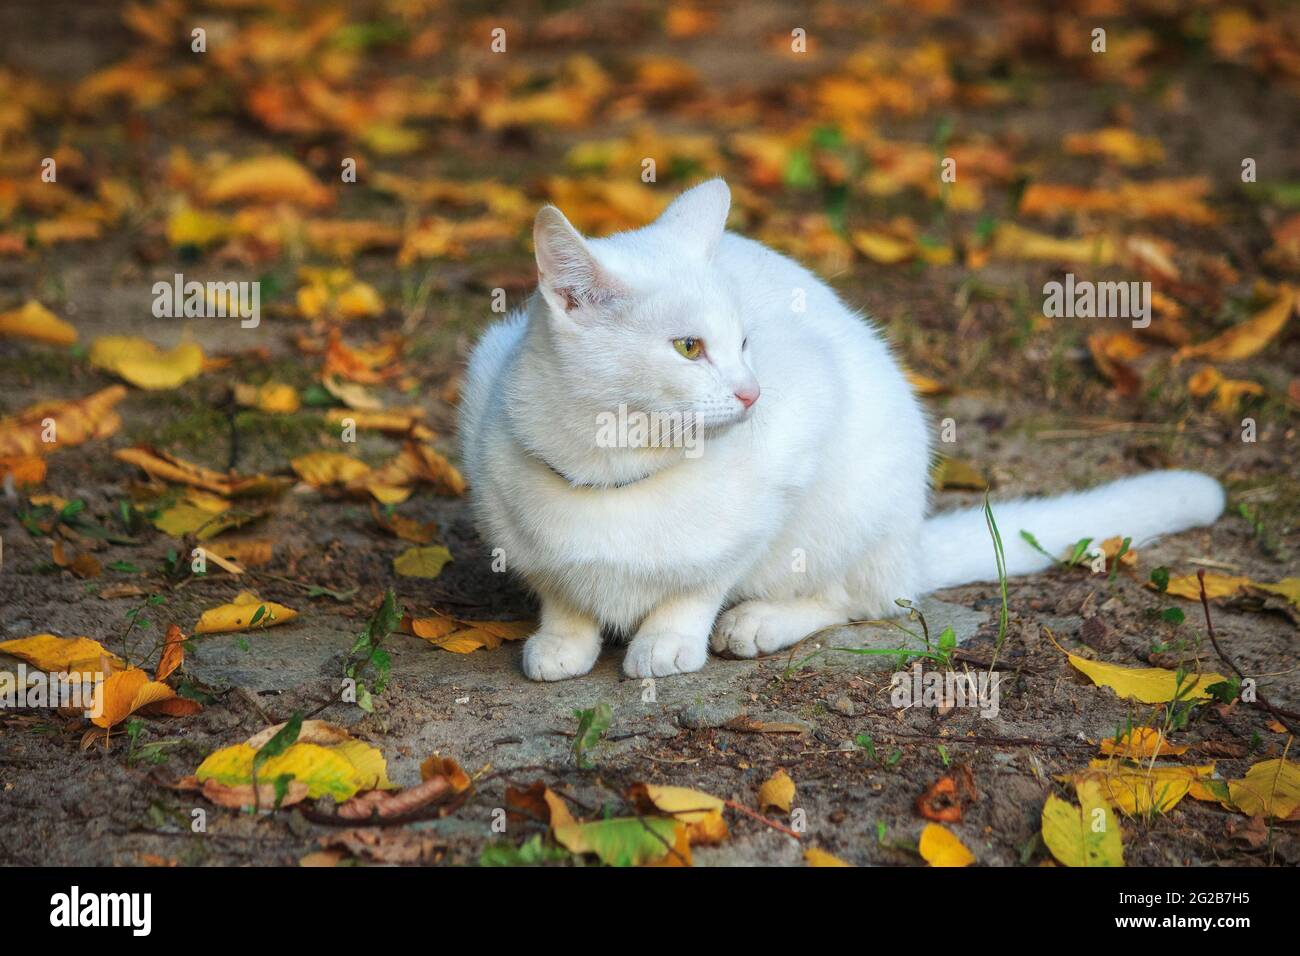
1080, 616, 1118, 652
830, 695, 856, 717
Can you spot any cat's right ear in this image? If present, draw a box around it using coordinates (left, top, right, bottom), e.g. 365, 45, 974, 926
533, 206, 625, 320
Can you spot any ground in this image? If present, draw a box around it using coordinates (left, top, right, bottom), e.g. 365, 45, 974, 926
0, 0, 1297, 867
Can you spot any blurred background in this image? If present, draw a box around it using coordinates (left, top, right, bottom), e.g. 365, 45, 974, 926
1, 0, 1297, 550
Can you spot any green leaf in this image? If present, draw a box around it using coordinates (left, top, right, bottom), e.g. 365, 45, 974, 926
553, 817, 681, 867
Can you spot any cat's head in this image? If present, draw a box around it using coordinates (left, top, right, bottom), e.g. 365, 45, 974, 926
531, 179, 759, 437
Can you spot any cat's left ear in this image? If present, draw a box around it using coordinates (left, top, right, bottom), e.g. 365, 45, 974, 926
656, 178, 731, 260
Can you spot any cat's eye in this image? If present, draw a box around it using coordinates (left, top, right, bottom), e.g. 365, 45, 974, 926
673, 337, 704, 360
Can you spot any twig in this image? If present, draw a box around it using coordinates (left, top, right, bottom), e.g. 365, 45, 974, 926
1197, 569, 1300, 737
724, 799, 802, 841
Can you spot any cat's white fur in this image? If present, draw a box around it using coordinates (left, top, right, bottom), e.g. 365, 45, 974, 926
459, 180, 1224, 681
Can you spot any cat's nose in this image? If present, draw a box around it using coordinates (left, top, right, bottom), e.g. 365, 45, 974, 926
735, 386, 760, 409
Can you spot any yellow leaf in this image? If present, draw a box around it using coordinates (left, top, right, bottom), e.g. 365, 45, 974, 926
205, 156, 331, 208
1066, 654, 1228, 704
114, 446, 290, 498
918, 823, 975, 867
165, 205, 231, 248
630, 784, 728, 845
804, 847, 853, 867
1041, 781, 1125, 867
852, 229, 914, 264
1062, 128, 1164, 167
1226, 759, 1300, 820
1098, 728, 1188, 759
195, 743, 362, 801
758, 768, 795, 814
234, 382, 299, 414
1177, 287, 1295, 362
0, 300, 77, 345
89, 336, 205, 390
932, 457, 987, 491
291, 451, 370, 487
392, 544, 453, 579
194, 591, 297, 634
330, 739, 393, 791
403, 615, 532, 654
0, 386, 125, 458
990, 224, 1115, 266
1254, 578, 1300, 607
1062, 761, 1215, 815
0, 634, 124, 679
1164, 573, 1249, 601
905, 371, 949, 396
206, 539, 273, 568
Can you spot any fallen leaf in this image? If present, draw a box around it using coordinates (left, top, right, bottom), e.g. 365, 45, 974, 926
196, 743, 363, 802
1061, 760, 1216, 815
420, 754, 471, 793
1066, 654, 1228, 704
291, 450, 371, 487
401, 614, 531, 653
1225, 759, 1300, 820
553, 817, 685, 867
233, 382, 300, 414
758, 767, 795, 814
1176, 286, 1296, 362
114, 446, 290, 498
201, 778, 310, 811
505, 781, 576, 829
804, 847, 852, 867
1041, 780, 1125, 867
371, 503, 438, 543
1163, 573, 1249, 601
1062, 127, 1164, 167
0, 300, 77, 345
932, 457, 987, 491
0, 634, 124, 679
1098, 727, 1188, 759
628, 783, 728, 845
0, 386, 125, 458
155, 624, 185, 682
91, 667, 183, 729
89, 336, 205, 390
206, 155, 331, 208
918, 823, 975, 867
393, 544, 453, 579
194, 590, 298, 634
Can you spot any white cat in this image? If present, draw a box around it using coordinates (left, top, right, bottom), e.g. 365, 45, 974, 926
459, 180, 1224, 681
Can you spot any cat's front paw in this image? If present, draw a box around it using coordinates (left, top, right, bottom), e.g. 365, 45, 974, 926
622, 631, 707, 678
522, 629, 601, 681
712, 600, 836, 658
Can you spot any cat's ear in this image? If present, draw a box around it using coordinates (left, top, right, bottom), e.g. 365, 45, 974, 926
656, 178, 731, 259
534, 205, 625, 319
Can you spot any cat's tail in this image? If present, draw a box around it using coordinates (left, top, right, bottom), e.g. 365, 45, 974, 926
920, 470, 1224, 591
